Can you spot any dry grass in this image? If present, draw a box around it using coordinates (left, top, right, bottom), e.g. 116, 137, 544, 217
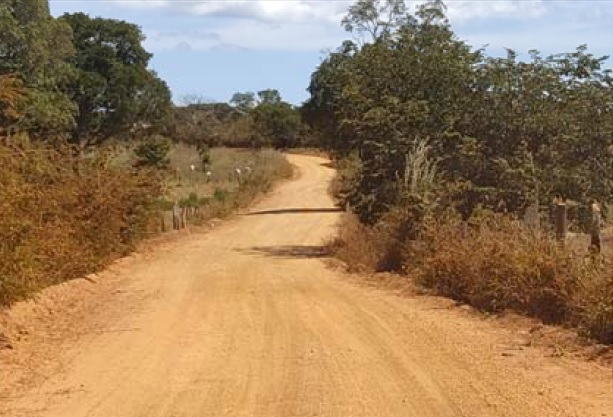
412, 216, 612, 344
162, 145, 293, 221
331, 212, 613, 344
167, 145, 290, 199
0, 140, 292, 307
0, 137, 165, 306
327, 214, 394, 273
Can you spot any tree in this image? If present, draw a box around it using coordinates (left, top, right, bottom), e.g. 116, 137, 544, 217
310, 0, 613, 225
252, 102, 302, 149
171, 99, 240, 147
60, 13, 172, 146
302, 40, 358, 154
230, 91, 256, 113
341, 0, 408, 42
337, 1, 478, 222
257, 89, 282, 104
133, 135, 170, 169
0, 0, 76, 137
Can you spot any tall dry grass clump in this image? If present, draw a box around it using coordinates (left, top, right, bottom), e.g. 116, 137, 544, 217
0, 137, 165, 305
332, 210, 612, 343
409, 214, 612, 344
327, 213, 399, 272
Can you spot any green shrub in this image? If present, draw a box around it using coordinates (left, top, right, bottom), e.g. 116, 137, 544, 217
213, 188, 228, 202
134, 135, 171, 168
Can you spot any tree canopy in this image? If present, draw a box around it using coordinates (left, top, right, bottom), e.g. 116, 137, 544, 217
0, 0, 76, 136
60, 12, 172, 146
305, 0, 613, 223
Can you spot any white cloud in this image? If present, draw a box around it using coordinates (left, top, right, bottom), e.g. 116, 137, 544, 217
144, 22, 344, 52
122, 0, 610, 53
116, 0, 548, 25
444, 0, 547, 22
116, 0, 347, 24
215, 19, 345, 51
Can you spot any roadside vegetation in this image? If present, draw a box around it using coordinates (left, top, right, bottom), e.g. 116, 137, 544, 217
161, 144, 293, 227
309, 0, 613, 344
0, 0, 297, 306
2, 0, 611, 346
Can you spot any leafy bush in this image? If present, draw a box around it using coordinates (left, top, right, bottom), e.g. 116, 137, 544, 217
197, 143, 211, 169
133, 136, 171, 168
213, 188, 228, 202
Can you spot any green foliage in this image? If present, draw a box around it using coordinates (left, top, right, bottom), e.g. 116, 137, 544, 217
133, 135, 171, 168
213, 187, 228, 202
306, 0, 613, 224
341, 0, 408, 41
252, 102, 302, 149
171, 102, 239, 147
179, 192, 201, 208
230, 91, 256, 113
0, 0, 76, 136
257, 89, 282, 104
60, 12, 172, 146
197, 142, 211, 169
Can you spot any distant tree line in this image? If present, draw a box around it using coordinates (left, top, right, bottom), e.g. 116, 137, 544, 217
171, 89, 312, 150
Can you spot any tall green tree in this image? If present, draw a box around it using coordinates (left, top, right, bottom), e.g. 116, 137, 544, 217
230, 91, 256, 113
252, 102, 301, 149
309, 0, 480, 222
0, 0, 76, 136
60, 13, 171, 146
303, 40, 358, 154
307, 0, 613, 224
257, 89, 282, 104
341, 0, 408, 42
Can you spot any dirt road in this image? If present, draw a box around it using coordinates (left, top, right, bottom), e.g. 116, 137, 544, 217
1, 155, 612, 417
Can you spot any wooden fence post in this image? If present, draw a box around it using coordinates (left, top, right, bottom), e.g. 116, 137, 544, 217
180, 207, 187, 229
554, 202, 567, 242
172, 203, 180, 230
590, 201, 602, 253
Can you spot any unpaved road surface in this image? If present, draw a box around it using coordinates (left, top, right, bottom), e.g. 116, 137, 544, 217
1, 155, 612, 417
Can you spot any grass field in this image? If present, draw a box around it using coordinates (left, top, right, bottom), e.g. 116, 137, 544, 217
159, 144, 293, 227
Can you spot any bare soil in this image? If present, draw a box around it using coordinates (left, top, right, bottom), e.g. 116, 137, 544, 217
1, 155, 612, 417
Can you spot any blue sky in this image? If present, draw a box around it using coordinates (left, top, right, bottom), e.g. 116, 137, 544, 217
49, 0, 613, 105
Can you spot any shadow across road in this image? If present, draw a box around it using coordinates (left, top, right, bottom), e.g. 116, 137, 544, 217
245, 208, 341, 216
236, 245, 331, 259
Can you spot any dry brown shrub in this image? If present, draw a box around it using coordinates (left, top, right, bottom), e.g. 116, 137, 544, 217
0, 75, 24, 121
0, 137, 165, 305
410, 214, 612, 343
331, 208, 612, 343
327, 214, 398, 273
572, 259, 613, 343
